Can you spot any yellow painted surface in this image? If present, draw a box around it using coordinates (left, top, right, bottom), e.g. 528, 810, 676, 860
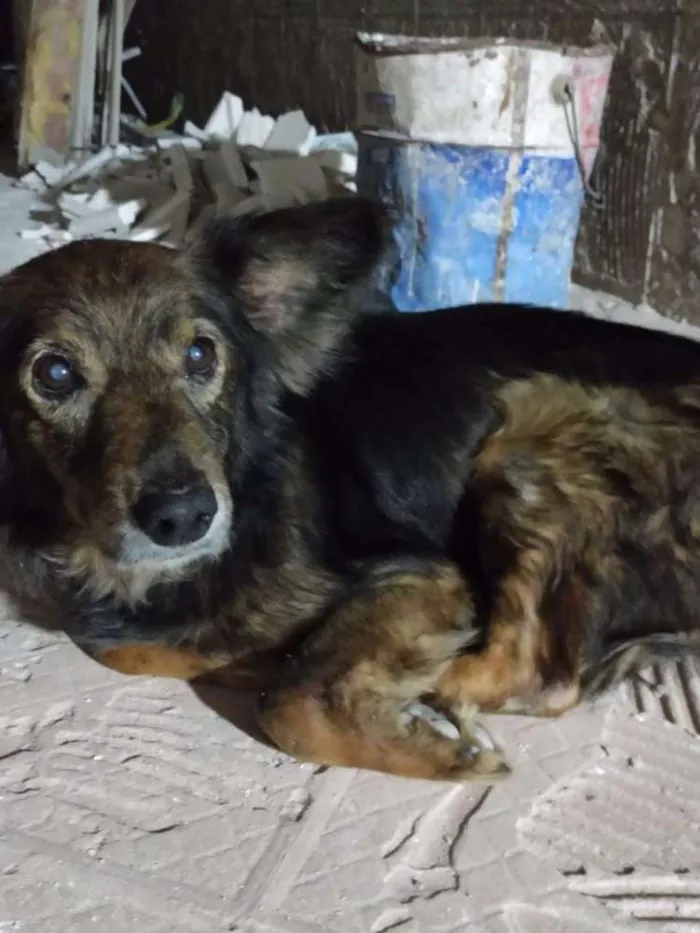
19, 2, 83, 167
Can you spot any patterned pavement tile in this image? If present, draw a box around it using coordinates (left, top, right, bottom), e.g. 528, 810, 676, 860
1, 608, 699, 933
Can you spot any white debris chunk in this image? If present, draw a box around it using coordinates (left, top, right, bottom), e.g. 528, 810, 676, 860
204, 91, 245, 139
184, 120, 210, 141
280, 788, 312, 821
87, 188, 116, 211
309, 132, 359, 190
68, 206, 131, 237
155, 135, 203, 151
236, 108, 276, 148
311, 132, 357, 153
311, 147, 358, 179
264, 109, 317, 156
129, 225, 169, 242
118, 199, 145, 225
20, 223, 56, 240
56, 144, 139, 188
17, 159, 72, 191
132, 188, 190, 239
34, 161, 71, 186
18, 170, 51, 192
58, 190, 100, 219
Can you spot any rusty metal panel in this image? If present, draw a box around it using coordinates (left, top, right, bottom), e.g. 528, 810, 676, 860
17, 0, 85, 169
574, 16, 677, 305
645, 13, 700, 323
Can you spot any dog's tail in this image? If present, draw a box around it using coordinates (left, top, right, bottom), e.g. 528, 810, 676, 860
581, 631, 700, 698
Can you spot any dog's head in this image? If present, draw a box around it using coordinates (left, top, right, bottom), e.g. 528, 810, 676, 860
0, 197, 387, 604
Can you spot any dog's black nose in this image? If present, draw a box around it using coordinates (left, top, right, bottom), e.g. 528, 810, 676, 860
131, 483, 218, 548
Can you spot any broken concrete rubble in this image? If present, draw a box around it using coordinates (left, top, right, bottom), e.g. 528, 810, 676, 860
0, 92, 358, 273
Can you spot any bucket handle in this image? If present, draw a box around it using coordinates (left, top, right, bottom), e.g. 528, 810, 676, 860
551, 75, 605, 210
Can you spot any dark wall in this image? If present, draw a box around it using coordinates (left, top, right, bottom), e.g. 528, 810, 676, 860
0, 3, 13, 62
125, 1, 665, 133
0, 2, 16, 145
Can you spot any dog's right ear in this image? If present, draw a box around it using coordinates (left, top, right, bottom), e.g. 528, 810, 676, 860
189, 197, 390, 394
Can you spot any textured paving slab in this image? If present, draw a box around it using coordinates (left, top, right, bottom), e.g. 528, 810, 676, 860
1, 606, 699, 933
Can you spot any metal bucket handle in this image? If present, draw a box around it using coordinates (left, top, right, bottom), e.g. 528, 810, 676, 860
551, 74, 604, 210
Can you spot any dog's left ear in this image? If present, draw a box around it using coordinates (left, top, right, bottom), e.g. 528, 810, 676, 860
193, 197, 389, 394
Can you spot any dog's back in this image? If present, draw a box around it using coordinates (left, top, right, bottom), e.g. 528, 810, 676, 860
301, 304, 700, 682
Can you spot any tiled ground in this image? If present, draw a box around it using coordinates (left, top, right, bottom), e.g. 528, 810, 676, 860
1, 595, 699, 933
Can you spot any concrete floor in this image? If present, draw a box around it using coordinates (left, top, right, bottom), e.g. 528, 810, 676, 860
2, 605, 699, 933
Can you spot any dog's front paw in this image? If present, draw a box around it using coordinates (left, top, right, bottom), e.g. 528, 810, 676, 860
400, 700, 511, 781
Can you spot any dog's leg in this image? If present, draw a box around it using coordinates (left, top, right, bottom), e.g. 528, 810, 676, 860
444, 377, 623, 718
436, 566, 588, 719
259, 559, 510, 782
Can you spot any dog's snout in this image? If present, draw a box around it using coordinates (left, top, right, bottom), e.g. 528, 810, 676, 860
131, 481, 218, 548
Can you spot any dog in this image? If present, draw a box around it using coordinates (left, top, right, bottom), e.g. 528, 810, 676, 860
2, 195, 700, 782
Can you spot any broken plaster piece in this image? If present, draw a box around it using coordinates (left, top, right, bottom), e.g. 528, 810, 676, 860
155, 136, 203, 151
264, 109, 317, 156
129, 225, 169, 243
163, 145, 194, 193
67, 198, 142, 237
20, 223, 56, 240
56, 145, 141, 189
18, 170, 53, 192
201, 150, 249, 211
58, 190, 101, 220
311, 148, 358, 178
20, 161, 68, 190
236, 109, 276, 149
204, 92, 245, 139
218, 141, 249, 190
184, 120, 209, 141
250, 156, 328, 204
133, 188, 191, 240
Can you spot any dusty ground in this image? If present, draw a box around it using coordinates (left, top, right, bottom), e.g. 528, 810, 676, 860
2, 603, 699, 933
0, 164, 699, 929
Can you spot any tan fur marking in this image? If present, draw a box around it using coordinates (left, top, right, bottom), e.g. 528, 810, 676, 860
97, 644, 229, 679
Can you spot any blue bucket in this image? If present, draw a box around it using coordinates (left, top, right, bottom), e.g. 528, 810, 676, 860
357, 136, 585, 311
354, 35, 615, 312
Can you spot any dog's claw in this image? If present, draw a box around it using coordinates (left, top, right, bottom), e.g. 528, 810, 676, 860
472, 721, 497, 750
401, 701, 461, 741
400, 699, 510, 779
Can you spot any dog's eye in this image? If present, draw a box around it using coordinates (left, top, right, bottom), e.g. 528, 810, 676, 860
32, 354, 81, 399
184, 337, 217, 379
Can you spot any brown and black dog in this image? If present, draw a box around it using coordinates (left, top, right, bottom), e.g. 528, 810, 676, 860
1, 196, 700, 782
